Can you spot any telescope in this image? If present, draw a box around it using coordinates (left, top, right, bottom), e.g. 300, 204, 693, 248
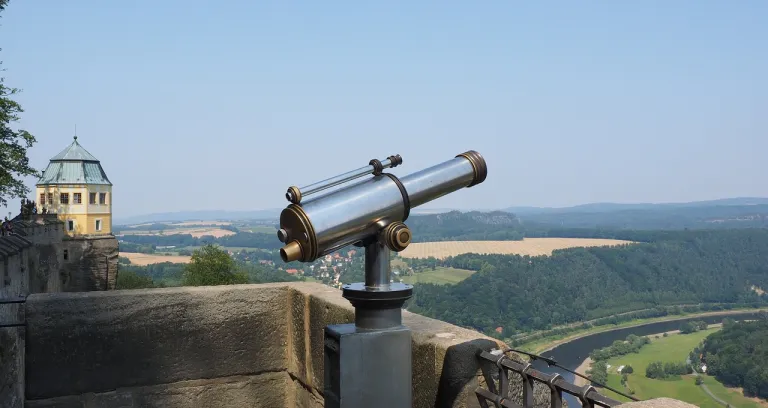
276, 151, 487, 408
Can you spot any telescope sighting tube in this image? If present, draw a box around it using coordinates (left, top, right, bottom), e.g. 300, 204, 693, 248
278, 150, 487, 263
286, 154, 403, 204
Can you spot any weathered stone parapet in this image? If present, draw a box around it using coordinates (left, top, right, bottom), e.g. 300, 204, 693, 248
21, 282, 698, 408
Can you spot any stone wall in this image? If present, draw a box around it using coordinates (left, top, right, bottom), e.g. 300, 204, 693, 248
0, 234, 32, 408
21, 283, 514, 408
19, 282, 698, 408
0, 215, 119, 408
60, 235, 119, 291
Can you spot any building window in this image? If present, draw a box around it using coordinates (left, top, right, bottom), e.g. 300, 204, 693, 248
99, 193, 107, 205
60, 193, 70, 204
67, 220, 75, 232
89, 192, 97, 204
73, 193, 82, 204
63, 249, 69, 260
40, 193, 46, 205
47, 193, 54, 205
95, 219, 102, 231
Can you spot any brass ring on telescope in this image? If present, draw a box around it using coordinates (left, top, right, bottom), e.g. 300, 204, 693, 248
286, 186, 302, 204
279, 204, 318, 262
381, 222, 412, 252
456, 150, 488, 187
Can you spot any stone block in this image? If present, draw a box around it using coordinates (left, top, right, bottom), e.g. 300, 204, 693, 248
25, 284, 290, 399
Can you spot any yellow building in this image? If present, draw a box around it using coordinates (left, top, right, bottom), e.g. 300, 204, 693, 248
36, 136, 113, 236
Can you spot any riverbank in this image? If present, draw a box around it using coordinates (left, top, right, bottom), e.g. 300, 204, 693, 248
526, 308, 766, 354
572, 325, 719, 387
572, 324, 766, 408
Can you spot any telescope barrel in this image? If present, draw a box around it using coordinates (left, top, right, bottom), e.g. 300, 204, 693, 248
279, 151, 487, 263
286, 154, 403, 204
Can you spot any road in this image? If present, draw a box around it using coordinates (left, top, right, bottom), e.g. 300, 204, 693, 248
689, 363, 728, 407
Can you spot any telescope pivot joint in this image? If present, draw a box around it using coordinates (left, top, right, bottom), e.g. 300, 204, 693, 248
380, 221, 411, 252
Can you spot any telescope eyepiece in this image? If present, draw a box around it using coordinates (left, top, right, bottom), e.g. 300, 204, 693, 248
280, 240, 303, 263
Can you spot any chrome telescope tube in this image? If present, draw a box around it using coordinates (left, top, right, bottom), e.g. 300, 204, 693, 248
278, 151, 487, 263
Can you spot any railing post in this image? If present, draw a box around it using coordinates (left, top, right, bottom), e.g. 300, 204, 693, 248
521, 363, 534, 408
546, 374, 563, 408
580, 385, 597, 408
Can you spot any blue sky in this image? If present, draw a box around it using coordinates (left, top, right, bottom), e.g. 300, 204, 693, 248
2, 1, 766, 217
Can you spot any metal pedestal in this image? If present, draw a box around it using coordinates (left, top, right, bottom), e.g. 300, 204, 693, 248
324, 240, 413, 408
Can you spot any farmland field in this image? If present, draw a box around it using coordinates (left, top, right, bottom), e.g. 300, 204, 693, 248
398, 238, 634, 259
120, 252, 191, 265
119, 227, 235, 238
401, 267, 475, 285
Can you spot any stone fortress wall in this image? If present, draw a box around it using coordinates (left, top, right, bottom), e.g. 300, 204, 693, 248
0, 214, 118, 408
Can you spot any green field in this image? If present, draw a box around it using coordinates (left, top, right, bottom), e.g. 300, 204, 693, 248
601, 329, 763, 408
401, 267, 475, 285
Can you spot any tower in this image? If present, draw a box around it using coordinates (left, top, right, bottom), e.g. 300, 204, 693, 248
35, 136, 113, 236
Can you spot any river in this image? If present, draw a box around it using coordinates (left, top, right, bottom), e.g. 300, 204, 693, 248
530, 311, 763, 407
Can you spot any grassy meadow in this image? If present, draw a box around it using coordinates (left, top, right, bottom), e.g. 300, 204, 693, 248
601, 329, 764, 408
401, 267, 475, 285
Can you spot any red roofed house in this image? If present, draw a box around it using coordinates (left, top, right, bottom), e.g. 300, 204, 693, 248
285, 269, 299, 275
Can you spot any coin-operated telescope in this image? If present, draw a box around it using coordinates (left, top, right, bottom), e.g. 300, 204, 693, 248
277, 151, 487, 408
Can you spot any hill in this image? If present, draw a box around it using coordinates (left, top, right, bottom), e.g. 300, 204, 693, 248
511, 202, 768, 230
505, 197, 768, 214
407, 229, 768, 336
407, 210, 524, 242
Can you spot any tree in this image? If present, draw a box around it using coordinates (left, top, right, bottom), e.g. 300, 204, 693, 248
1, 0, 40, 207
182, 244, 248, 286
623, 365, 634, 374
116, 270, 155, 290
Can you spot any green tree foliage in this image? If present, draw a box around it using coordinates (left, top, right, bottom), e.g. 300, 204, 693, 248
115, 270, 155, 290
623, 365, 634, 374
587, 360, 608, 385
679, 320, 708, 334
0, 1, 40, 207
407, 211, 525, 242
645, 361, 690, 379
701, 317, 768, 399
590, 334, 650, 361
182, 244, 248, 286
408, 229, 768, 334
695, 376, 703, 386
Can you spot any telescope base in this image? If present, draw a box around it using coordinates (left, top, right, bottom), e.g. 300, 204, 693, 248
342, 282, 413, 329
324, 323, 412, 408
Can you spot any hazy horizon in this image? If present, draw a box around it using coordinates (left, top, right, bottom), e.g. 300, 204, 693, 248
3, 1, 766, 218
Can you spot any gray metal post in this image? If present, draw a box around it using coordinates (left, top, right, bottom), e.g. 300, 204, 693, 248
324, 239, 413, 408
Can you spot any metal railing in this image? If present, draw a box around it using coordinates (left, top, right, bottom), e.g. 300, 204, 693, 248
476, 350, 624, 408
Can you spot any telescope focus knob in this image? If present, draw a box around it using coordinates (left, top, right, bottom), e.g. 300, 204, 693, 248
381, 222, 412, 252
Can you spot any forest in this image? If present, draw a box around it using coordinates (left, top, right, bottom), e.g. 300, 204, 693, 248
407, 229, 768, 335
508, 201, 768, 230
700, 317, 768, 399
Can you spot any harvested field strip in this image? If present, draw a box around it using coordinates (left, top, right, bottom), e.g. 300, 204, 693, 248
399, 238, 634, 259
